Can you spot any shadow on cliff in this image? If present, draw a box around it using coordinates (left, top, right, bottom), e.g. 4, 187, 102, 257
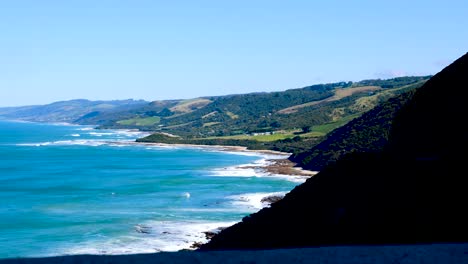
201, 52, 468, 250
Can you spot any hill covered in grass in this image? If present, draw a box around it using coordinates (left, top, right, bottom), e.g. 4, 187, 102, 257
289, 89, 416, 170
200, 53, 468, 250
1, 76, 430, 156
1, 77, 428, 142
134, 76, 429, 154
105, 76, 429, 138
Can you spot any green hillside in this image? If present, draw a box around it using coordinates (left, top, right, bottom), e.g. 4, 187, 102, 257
134, 76, 429, 153
290, 89, 416, 170
74, 100, 181, 125
0, 76, 430, 157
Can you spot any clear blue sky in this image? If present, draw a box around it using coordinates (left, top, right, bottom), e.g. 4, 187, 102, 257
1, 0, 467, 106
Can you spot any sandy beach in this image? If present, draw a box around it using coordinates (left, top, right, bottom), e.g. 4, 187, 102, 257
134, 141, 318, 178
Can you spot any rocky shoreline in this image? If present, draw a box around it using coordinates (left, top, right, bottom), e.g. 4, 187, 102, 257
130, 141, 318, 250
133, 142, 318, 178
260, 159, 318, 177
189, 194, 284, 250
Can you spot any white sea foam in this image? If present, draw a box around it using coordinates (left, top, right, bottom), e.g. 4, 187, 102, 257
57, 140, 107, 146
209, 166, 308, 183
88, 132, 108, 137
227, 192, 286, 211
175, 208, 247, 213
48, 122, 77, 126
143, 144, 184, 150
16, 142, 53, 147
16, 140, 131, 147
76, 127, 148, 137
209, 149, 289, 160
60, 220, 236, 255
89, 131, 122, 137
209, 157, 272, 177
114, 130, 150, 137
210, 165, 264, 177
70, 134, 80, 137
208, 158, 308, 183
84, 130, 150, 139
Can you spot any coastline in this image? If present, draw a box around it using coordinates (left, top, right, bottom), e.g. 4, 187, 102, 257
135, 141, 289, 155
133, 141, 318, 178
4, 120, 319, 254
3, 120, 311, 179
131, 141, 318, 250
58, 127, 318, 251
260, 158, 318, 177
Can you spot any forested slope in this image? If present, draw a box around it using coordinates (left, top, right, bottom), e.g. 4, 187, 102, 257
289, 89, 416, 171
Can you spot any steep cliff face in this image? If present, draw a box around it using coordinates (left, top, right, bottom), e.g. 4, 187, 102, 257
201, 53, 468, 250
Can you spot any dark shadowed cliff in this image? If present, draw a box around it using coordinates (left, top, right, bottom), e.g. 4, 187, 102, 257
200, 53, 468, 250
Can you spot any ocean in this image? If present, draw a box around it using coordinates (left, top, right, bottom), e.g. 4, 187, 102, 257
0, 120, 304, 258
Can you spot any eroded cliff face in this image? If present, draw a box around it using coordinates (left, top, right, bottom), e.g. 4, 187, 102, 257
201, 53, 468, 250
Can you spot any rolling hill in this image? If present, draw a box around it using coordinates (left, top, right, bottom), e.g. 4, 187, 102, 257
1, 76, 430, 156
0, 99, 148, 123
97, 77, 429, 139
135, 76, 429, 154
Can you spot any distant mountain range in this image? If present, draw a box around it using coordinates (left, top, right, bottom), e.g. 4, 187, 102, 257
200, 53, 468, 249
0, 99, 148, 123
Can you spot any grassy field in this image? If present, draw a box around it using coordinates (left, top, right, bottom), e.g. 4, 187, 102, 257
117, 116, 161, 126
226, 111, 239, 119
169, 98, 212, 113
310, 114, 361, 134
278, 86, 381, 114
203, 122, 220, 127
205, 130, 325, 142
205, 133, 291, 142
300, 131, 327, 138
201, 114, 360, 142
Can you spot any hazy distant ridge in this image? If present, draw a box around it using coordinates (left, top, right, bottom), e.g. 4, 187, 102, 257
0, 99, 148, 123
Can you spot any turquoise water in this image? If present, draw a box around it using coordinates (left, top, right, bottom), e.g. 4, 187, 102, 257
0, 120, 302, 258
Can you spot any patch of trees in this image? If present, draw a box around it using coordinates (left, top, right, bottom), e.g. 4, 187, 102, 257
355, 76, 431, 88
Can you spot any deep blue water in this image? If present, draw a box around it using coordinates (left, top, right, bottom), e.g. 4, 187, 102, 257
0, 120, 302, 258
